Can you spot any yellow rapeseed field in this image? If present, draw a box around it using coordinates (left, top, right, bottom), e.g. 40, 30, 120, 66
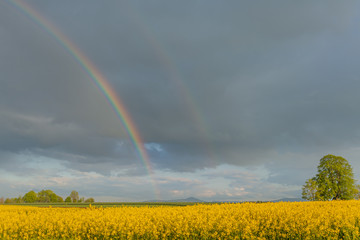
1, 200, 360, 239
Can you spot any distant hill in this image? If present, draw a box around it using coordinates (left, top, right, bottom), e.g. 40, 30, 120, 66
145, 197, 205, 203
271, 198, 305, 202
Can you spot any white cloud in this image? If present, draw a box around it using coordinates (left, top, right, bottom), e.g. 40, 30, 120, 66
145, 143, 164, 152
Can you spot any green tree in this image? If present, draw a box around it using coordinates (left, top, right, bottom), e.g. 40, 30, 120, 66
37, 190, 63, 203
57, 196, 64, 203
302, 178, 319, 201
303, 154, 358, 201
70, 190, 79, 203
65, 196, 72, 203
38, 190, 54, 202
49, 193, 59, 203
85, 198, 95, 203
22, 191, 38, 203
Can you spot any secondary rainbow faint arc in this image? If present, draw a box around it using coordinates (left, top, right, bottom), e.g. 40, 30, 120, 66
124, 3, 216, 162
8, 0, 160, 199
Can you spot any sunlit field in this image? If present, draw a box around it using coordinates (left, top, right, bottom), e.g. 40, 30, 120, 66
1, 201, 360, 239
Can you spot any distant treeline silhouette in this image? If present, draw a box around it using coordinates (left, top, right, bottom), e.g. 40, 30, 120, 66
0, 190, 94, 204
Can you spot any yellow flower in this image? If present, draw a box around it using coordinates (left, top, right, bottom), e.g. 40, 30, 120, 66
2, 200, 360, 239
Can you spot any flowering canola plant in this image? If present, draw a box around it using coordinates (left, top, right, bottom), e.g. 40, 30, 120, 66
1, 201, 360, 239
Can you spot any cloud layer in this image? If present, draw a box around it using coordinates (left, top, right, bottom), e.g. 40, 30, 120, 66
1, 0, 360, 201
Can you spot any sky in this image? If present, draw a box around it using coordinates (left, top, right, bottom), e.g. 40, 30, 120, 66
1, 0, 360, 202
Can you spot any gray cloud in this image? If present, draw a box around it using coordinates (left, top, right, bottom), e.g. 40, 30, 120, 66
1, 0, 360, 200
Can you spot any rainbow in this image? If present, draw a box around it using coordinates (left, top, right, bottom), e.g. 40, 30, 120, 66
125, 5, 215, 161
7, 0, 160, 199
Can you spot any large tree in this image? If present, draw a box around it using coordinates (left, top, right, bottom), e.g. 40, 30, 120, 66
302, 154, 358, 200
38, 190, 54, 203
37, 190, 63, 203
22, 191, 38, 203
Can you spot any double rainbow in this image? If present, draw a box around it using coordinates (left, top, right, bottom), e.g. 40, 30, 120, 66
7, 0, 160, 199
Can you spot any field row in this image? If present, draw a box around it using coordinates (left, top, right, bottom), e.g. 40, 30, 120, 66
1, 201, 360, 239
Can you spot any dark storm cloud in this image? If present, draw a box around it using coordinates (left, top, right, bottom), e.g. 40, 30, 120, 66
1, 0, 360, 180
0, 1, 134, 168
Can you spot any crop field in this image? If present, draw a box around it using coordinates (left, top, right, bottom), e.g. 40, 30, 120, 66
1, 200, 360, 239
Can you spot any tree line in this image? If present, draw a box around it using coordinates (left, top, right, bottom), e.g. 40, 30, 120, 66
302, 154, 359, 201
0, 190, 94, 204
